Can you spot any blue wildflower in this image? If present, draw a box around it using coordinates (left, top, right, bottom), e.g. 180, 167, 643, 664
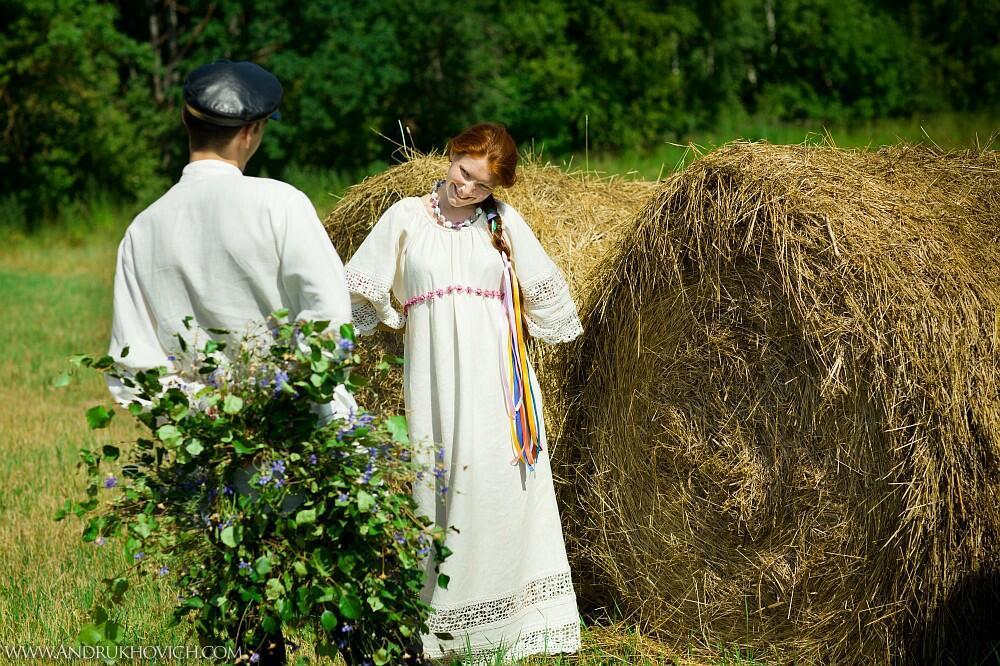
439, 485, 449, 496
436, 446, 446, 461
158, 565, 169, 577
94, 536, 106, 547
393, 531, 406, 545
238, 559, 251, 571
417, 546, 431, 557
222, 485, 235, 496
133, 552, 145, 561
103, 475, 117, 489
272, 370, 289, 396
341, 624, 353, 634
337, 492, 349, 503
338, 338, 355, 353
433, 467, 446, 480
308, 453, 318, 466
250, 652, 260, 664
270, 459, 286, 475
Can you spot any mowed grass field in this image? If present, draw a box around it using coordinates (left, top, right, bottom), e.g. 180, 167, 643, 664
1, 113, 996, 664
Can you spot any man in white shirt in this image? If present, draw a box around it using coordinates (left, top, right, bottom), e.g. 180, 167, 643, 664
108, 60, 352, 403
106, 60, 351, 665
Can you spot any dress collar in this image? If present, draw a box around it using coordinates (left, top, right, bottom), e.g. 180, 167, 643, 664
180, 159, 243, 182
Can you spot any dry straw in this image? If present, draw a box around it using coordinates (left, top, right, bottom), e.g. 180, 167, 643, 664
558, 141, 1000, 663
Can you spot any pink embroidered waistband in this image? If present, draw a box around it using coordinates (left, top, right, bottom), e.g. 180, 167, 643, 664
403, 284, 503, 314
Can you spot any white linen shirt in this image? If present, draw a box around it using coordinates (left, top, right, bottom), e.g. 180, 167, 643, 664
107, 159, 352, 406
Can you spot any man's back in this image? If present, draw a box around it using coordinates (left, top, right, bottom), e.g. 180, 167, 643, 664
109, 159, 350, 391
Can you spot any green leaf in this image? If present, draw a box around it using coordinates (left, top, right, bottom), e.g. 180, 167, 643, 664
220, 525, 242, 548
185, 439, 204, 456
77, 623, 103, 646
223, 395, 243, 415
102, 619, 124, 644
438, 573, 450, 590
85, 406, 113, 430
53, 499, 72, 521
386, 415, 409, 443
110, 577, 129, 599
255, 556, 271, 575
338, 594, 363, 620
262, 614, 279, 634
373, 648, 390, 665
357, 490, 375, 513
295, 509, 316, 526
53, 371, 71, 388
132, 516, 152, 539
266, 577, 285, 600
232, 439, 258, 455
367, 595, 385, 611
101, 445, 120, 461
320, 609, 337, 632
156, 424, 183, 447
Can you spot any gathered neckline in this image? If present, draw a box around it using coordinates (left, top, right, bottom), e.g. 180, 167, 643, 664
411, 196, 485, 233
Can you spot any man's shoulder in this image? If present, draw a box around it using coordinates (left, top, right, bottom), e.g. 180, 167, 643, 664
240, 176, 312, 206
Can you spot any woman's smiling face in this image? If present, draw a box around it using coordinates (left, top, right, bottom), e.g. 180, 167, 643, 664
445, 154, 497, 207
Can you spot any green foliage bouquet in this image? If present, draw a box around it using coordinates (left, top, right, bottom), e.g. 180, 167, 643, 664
55, 313, 449, 665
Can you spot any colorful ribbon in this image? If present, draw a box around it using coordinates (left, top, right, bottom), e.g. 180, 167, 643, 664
497, 251, 543, 470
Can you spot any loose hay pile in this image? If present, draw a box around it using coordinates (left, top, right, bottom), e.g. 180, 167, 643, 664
323, 153, 655, 432
559, 142, 1000, 663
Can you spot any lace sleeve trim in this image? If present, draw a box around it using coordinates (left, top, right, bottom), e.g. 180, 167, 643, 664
345, 267, 406, 336
520, 271, 583, 344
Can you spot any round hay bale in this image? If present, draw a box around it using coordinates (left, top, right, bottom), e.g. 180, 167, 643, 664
559, 142, 1000, 663
323, 153, 656, 440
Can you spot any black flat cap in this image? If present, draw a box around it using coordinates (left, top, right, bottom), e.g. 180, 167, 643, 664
183, 60, 283, 127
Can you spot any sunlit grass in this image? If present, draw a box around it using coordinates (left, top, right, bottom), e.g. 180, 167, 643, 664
559, 110, 1000, 179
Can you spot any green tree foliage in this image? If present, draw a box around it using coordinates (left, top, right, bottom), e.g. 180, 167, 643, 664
0, 0, 162, 223
0, 0, 996, 229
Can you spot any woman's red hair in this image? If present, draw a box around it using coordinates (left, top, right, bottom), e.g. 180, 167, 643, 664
446, 122, 518, 188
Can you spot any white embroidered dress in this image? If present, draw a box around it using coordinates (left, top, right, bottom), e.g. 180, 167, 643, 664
345, 196, 582, 663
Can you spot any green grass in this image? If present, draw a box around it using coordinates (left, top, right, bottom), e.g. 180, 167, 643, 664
559, 110, 999, 179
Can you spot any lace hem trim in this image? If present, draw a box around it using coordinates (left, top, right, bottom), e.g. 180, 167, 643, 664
345, 267, 405, 335
426, 571, 575, 633
424, 620, 580, 664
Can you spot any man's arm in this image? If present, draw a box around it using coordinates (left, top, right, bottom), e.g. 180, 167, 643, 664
278, 191, 352, 328
107, 231, 171, 406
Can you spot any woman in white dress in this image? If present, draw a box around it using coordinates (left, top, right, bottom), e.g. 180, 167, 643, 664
344, 123, 583, 663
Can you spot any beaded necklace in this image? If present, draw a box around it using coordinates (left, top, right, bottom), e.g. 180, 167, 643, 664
428, 179, 482, 229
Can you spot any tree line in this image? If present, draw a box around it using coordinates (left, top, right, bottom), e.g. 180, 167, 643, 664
1, 0, 997, 223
